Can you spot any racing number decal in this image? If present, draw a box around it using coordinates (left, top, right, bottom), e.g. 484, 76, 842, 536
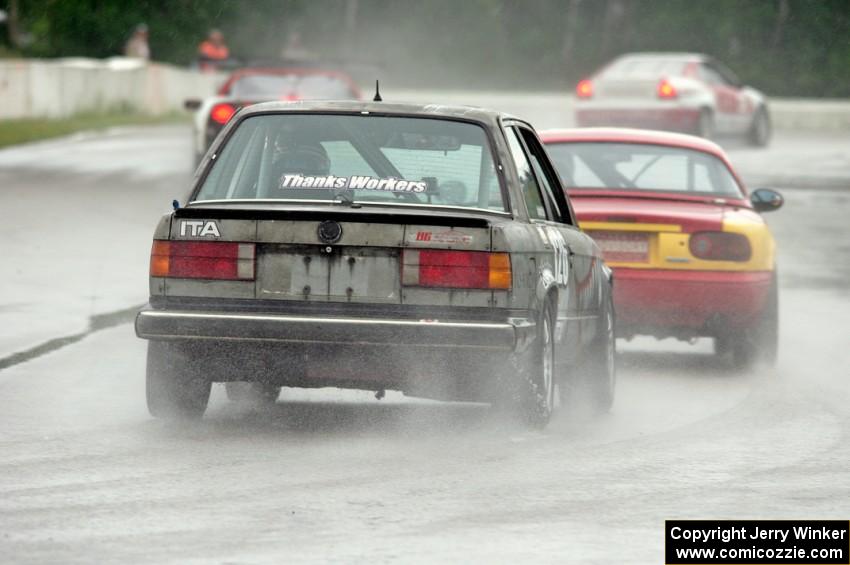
537, 226, 570, 286
547, 227, 570, 286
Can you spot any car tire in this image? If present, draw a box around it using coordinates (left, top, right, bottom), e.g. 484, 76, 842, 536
225, 382, 281, 405
146, 341, 211, 420
695, 108, 715, 139
716, 274, 779, 370
584, 295, 616, 412
747, 107, 771, 147
514, 299, 557, 429
752, 273, 779, 367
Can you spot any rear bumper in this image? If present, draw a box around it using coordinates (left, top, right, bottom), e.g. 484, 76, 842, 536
135, 308, 535, 352
575, 106, 701, 132
613, 268, 773, 336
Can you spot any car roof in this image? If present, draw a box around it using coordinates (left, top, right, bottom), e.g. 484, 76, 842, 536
227, 66, 354, 78
539, 127, 726, 159
613, 52, 707, 62
239, 100, 521, 127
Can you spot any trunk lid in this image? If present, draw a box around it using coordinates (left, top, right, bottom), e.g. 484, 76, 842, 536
163, 205, 494, 306
570, 193, 727, 268
594, 76, 659, 100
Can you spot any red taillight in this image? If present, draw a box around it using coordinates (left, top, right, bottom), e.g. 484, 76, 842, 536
210, 103, 236, 125
150, 240, 255, 280
689, 232, 751, 262
576, 79, 594, 99
402, 250, 511, 290
657, 79, 677, 99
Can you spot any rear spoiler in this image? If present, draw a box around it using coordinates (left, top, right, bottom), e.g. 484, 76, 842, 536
175, 205, 494, 228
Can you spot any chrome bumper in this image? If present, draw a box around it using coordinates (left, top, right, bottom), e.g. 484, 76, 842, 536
135, 309, 535, 351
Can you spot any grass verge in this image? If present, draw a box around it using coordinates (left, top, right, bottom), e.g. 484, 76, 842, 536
0, 111, 189, 149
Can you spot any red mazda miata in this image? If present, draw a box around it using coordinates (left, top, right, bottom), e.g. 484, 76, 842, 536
541, 128, 783, 367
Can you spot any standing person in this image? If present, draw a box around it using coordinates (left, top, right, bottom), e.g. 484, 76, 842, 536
124, 23, 150, 60
197, 29, 229, 72
280, 31, 313, 61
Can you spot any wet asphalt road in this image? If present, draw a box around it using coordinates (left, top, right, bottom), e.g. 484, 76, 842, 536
0, 101, 848, 564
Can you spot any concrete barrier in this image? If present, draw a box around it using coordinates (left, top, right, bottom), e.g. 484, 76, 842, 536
769, 98, 850, 132
0, 57, 223, 120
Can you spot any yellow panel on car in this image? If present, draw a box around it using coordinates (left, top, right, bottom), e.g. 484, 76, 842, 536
580, 221, 682, 233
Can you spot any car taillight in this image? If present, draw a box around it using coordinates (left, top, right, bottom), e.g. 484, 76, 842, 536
402, 250, 511, 290
150, 240, 255, 280
657, 79, 677, 99
576, 79, 593, 99
689, 232, 751, 262
210, 103, 236, 125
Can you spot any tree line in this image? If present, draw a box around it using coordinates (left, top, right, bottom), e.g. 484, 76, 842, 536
1, 0, 848, 97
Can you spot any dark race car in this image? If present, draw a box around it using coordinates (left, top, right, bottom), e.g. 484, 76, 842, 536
185, 66, 362, 164
136, 100, 616, 428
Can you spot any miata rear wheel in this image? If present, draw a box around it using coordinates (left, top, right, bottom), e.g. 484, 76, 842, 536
716, 274, 779, 370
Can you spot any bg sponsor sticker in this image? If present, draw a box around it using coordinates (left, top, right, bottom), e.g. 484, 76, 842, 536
408, 230, 474, 246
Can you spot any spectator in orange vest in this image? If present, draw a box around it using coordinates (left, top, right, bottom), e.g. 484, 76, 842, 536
197, 29, 229, 71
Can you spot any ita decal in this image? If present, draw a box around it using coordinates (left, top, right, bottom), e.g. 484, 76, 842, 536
180, 220, 221, 238
280, 174, 427, 193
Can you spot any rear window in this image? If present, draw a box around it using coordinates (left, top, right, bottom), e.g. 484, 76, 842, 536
195, 114, 505, 212
602, 57, 687, 78
546, 142, 742, 196
228, 73, 357, 99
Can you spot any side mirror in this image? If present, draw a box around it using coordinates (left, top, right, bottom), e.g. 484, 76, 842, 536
750, 188, 783, 213
183, 98, 202, 111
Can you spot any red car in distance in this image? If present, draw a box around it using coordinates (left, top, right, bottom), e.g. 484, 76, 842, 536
573, 53, 771, 146
185, 66, 362, 164
541, 128, 783, 368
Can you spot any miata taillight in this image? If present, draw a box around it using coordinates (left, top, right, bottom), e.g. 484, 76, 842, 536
576, 79, 594, 99
689, 232, 751, 262
657, 78, 677, 99
402, 250, 511, 290
150, 240, 256, 280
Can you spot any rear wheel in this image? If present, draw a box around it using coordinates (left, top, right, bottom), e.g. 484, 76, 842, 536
225, 382, 281, 405
716, 275, 779, 370
514, 299, 557, 429
585, 295, 616, 412
146, 341, 211, 420
748, 107, 771, 147
695, 108, 715, 139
